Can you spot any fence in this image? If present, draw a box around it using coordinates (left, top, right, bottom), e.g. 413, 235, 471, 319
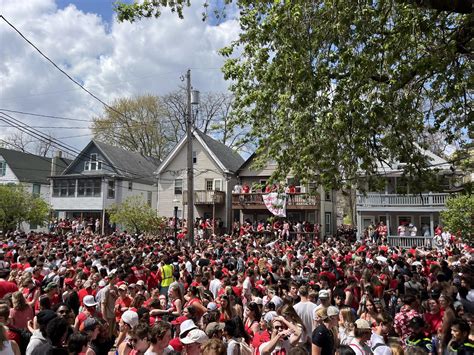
387, 235, 433, 248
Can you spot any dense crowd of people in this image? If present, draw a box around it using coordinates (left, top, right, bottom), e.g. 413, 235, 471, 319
0, 221, 472, 355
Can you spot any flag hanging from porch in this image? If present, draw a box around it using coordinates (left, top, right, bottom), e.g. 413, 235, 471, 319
262, 193, 288, 217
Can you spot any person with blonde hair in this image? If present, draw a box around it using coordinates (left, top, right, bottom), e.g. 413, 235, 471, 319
200, 338, 226, 355
10, 291, 34, 329
0, 324, 20, 355
338, 307, 356, 345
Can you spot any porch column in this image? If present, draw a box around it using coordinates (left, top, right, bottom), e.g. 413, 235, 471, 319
357, 211, 362, 240
430, 213, 434, 237
386, 213, 390, 237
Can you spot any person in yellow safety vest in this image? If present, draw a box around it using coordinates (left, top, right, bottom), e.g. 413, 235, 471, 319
159, 258, 174, 296
447, 319, 474, 355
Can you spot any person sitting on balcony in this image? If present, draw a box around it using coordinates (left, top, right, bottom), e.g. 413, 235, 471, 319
409, 224, 417, 237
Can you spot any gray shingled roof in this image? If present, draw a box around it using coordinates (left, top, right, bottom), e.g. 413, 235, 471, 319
93, 140, 160, 184
0, 148, 70, 184
195, 130, 244, 173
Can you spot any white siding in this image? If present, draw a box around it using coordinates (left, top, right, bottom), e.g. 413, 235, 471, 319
157, 137, 234, 225
0, 155, 19, 184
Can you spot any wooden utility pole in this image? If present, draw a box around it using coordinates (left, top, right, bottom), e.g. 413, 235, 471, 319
186, 69, 194, 246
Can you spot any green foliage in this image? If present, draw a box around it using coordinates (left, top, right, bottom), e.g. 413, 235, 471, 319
441, 194, 474, 243
91, 95, 174, 161
108, 196, 166, 235
0, 184, 49, 232
115, 1, 472, 191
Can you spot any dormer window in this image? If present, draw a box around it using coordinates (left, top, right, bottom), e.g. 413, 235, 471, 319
84, 154, 103, 171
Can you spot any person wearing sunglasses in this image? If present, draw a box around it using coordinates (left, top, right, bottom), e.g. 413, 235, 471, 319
259, 317, 294, 355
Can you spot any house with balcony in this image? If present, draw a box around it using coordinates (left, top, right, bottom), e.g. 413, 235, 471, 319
233, 154, 337, 236
0, 147, 71, 231
156, 130, 244, 228
355, 149, 456, 241
50, 140, 159, 232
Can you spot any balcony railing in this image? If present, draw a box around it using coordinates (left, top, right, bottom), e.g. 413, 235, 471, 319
232, 193, 320, 208
356, 193, 449, 207
387, 235, 433, 248
183, 190, 225, 205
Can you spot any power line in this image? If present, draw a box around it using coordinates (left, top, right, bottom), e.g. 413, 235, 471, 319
0, 108, 90, 122
0, 15, 132, 124
0, 125, 90, 129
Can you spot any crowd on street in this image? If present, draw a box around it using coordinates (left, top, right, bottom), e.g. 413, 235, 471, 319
0, 220, 472, 355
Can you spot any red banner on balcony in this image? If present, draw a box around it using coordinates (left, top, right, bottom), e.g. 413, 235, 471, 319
262, 193, 288, 217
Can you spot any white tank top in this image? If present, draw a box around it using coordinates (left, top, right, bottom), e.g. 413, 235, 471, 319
0, 341, 15, 355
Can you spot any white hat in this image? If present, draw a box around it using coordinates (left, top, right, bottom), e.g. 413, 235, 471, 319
355, 319, 372, 330
121, 310, 139, 328
327, 306, 339, 317
318, 290, 330, 299
180, 320, 198, 336
180, 328, 209, 345
253, 297, 263, 305
137, 280, 145, 286
83, 295, 97, 308
98, 280, 106, 288
207, 302, 218, 311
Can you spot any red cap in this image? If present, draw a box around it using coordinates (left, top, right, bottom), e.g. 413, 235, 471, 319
64, 278, 74, 287
171, 316, 188, 325
169, 337, 183, 352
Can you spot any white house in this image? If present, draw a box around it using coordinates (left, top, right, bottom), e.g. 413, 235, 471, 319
50, 140, 159, 232
156, 130, 244, 229
0, 148, 70, 232
355, 149, 457, 240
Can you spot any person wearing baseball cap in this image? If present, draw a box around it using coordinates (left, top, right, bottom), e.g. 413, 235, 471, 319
114, 310, 139, 350
312, 308, 336, 355
73, 295, 98, 332
349, 319, 373, 355
180, 328, 209, 355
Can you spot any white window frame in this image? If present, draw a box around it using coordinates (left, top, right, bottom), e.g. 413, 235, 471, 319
0, 161, 6, 176
213, 179, 222, 191
174, 179, 183, 195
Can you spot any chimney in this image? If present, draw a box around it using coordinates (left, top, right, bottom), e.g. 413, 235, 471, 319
51, 150, 63, 176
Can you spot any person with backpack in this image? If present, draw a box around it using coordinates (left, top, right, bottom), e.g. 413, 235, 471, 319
30, 316, 69, 355
224, 317, 252, 355
370, 315, 392, 355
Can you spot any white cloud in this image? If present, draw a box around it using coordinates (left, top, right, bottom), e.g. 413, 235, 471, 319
0, 0, 240, 152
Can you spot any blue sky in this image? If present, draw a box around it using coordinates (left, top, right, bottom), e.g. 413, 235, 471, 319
55, 0, 121, 22
0, 0, 240, 151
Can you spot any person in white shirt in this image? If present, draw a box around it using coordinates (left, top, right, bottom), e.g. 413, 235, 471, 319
293, 285, 317, 346
209, 270, 223, 299
370, 315, 393, 355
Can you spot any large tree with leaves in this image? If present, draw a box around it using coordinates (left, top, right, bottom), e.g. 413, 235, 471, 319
0, 184, 50, 232
441, 194, 474, 243
116, 0, 472, 191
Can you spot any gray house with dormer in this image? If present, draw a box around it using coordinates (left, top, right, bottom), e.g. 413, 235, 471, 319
50, 140, 160, 229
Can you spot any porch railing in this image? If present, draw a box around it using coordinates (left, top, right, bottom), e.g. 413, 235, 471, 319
356, 193, 449, 207
232, 193, 320, 207
183, 190, 225, 205
387, 235, 433, 248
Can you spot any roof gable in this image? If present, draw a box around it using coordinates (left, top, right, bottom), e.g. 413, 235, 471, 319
61, 140, 160, 184
156, 130, 244, 175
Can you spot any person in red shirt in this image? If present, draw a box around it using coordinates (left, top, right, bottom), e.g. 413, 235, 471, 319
77, 280, 94, 306
35, 282, 60, 312
74, 295, 102, 331
0, 272, 18, 299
